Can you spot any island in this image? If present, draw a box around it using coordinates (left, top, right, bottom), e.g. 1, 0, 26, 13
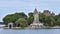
1, 8, 60, 29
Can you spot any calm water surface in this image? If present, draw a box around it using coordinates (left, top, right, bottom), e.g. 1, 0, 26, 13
0, 28, 60, 34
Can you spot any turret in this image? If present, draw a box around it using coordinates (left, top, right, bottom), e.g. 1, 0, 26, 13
34, 8, 38, 14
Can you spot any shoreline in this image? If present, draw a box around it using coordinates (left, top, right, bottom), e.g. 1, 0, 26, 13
0, 27, 60, 29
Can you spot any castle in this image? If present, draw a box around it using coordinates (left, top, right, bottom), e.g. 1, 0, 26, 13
29, 8, 55, 28
7, 8, 55, 29
43, 10, 55, 16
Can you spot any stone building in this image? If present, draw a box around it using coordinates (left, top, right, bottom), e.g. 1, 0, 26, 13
43, 10, 55, 16
29, 8, 44, 28
8, 22, 13, 29
43, 10, 51, 16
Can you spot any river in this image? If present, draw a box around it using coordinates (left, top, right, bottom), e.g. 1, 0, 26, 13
0, 28, 60, 34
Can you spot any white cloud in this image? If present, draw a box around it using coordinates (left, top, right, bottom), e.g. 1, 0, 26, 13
0, 0, 47, 8
0, 0, 60, 22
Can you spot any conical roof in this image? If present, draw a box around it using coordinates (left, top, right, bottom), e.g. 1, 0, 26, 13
34, 8, 38, 14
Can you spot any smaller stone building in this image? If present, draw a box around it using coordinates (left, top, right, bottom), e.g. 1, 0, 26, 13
43, 10, 55, 16
43, 10, 51, 16
8, 22, 13, 29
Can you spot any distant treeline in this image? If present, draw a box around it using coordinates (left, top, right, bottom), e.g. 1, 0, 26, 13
0, 22, 4, 24
2, 12, 60, 27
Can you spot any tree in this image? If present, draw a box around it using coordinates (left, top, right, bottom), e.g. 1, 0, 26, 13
55, 14, 60, 26
39, 13, 45, 23
3, 12, 27, 25
3, 14, 13, 25
27, 12, 34, 25
12, 12, 27, 22
28, 12, 33, 17
15, 18, 28, 27
45, 15, 55, 26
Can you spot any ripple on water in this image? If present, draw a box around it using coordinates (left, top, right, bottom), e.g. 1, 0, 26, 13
0, 28, 60, 34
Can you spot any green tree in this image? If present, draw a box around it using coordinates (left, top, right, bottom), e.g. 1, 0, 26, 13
15, 18, 28, 27
45, 16, 55, 26
3, 14, 13, 25
28, 12, 33, 17
27, 12, 34, 25
55, 14, 60, 26
3, 12, 27, 25
39, 13, 45, 23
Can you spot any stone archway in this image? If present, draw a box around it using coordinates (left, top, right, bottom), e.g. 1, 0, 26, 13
8, 23, 13, 29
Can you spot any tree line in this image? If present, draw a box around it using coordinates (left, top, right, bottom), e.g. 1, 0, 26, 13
3, 12, 60, 27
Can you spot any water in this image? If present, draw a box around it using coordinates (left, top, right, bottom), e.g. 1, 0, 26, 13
0, 28, 60, 34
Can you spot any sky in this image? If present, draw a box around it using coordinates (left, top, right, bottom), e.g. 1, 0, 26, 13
0, 0, 60, 22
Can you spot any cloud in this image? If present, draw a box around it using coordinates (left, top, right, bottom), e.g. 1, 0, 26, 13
0, 0, 59, 8
0, 0, 47, 8
0, 0, 60, 22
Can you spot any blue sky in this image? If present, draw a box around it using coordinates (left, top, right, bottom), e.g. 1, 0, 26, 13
0, 0, 60, 22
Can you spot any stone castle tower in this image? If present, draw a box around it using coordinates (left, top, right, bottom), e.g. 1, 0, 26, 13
29, 8, 44, 28
33, 8, 40, 23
